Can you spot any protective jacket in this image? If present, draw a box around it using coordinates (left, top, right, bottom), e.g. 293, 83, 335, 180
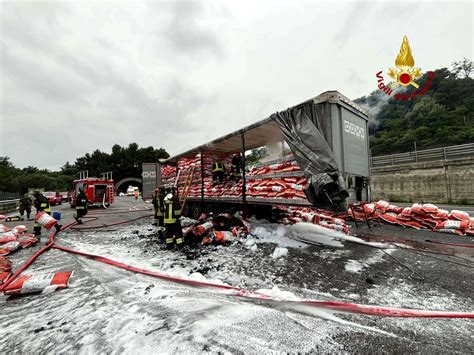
211, 162, 224, 173
34, 195, 51, 213
76, 192, 88, 210
230, 155, 242, 176
164, 197, 181, 224
19, 196, 32, 208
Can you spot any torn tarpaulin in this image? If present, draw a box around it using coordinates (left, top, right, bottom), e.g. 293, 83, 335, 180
272, 108, 348, 211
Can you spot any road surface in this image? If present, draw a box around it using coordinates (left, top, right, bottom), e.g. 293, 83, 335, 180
1, 197, 473, 353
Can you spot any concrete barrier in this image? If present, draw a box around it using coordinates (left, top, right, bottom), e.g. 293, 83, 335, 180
370, 157, 474, 204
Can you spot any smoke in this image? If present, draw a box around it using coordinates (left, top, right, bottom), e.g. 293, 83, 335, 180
358, 97, 389, 130
357, 86, 405, 130
261, 135, 285, 163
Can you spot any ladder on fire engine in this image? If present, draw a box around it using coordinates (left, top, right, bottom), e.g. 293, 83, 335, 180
179, 167, 196, 209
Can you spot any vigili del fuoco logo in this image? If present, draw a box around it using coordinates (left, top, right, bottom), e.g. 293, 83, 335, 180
376, 36, 435, 101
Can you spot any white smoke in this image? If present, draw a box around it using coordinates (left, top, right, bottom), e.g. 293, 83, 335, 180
262, 142, 282, 163
357, 85, 404, 130
261, 135, 285, 163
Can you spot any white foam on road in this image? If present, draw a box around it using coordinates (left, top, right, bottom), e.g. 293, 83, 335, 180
272, 246, 288, 259
344, 249, 395, 274
251, 221, 345, 248
1, 220, 472, 353
345, 260, 364, 273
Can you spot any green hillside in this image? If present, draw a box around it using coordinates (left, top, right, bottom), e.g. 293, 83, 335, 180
355, 59, 474, 156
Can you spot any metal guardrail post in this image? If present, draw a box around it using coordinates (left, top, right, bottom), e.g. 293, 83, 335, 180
443, 147, 447, 160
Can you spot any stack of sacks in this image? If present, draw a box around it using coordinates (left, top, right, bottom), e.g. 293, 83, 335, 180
273, 206, 350, 235
247, 160, 301, 176
247, 177, 307, 199
348, 200, 474, 236
174, 153, 234, 198
170, 155, 308, 201
182, 213, 250, 246
0, 225, 38, 256
161, 165, 177, 186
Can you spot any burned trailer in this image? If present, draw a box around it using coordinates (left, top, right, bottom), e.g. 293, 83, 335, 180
159, 91, 369, 219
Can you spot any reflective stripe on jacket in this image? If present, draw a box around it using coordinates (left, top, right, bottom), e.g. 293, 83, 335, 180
35, 195, 51, 212
76, 193, 88, 209
164, 200, 181, 224
211, 162, 224, 173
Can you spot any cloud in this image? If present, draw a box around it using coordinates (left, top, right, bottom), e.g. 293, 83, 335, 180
161, 1, 224, 57
332, 1, 372, 46
0, 1, 472, 170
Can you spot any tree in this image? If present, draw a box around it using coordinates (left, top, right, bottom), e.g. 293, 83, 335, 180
245, 148, 266, 166
71, 143, 170, 182
61, 162, 77, 175
451, 58, 473, 79
0, 143, 170, 194
358, 61, 474, 155
22, 166, 39, 174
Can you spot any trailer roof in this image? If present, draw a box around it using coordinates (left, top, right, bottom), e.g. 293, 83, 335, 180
164, 91, 367, 163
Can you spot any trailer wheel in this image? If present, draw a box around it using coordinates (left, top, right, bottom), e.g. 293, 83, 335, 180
254, 205, 272, 220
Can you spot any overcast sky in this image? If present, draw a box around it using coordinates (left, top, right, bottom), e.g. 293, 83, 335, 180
1, 0, 472, 170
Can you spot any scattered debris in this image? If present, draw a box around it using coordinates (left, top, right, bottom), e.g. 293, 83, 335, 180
3, 271, 73, 296
272, 206, 350, 235
349, 200, 474, 236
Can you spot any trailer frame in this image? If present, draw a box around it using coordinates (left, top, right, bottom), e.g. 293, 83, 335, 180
158, 90, 370, 218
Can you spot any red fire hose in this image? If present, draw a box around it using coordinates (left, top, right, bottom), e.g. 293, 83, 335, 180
70, 215, 152, 230
0, 220, 77, 292
2, 213, 474, 319
51, 243, 474, 318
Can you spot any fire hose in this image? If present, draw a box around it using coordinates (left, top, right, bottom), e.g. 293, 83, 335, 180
70, 215, 153, 230
102, 193, 107, 209
1, 214, 473, 319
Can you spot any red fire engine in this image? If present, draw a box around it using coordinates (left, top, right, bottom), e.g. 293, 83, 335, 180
69, 171, 114, 208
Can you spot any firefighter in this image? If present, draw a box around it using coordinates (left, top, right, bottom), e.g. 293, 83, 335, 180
75, 188, 89, 224
152, 189, 159, 220
229, 152, 243, 183
152, 187, 166, 239
211, 160, 225, 185
32, 191, 52, 236
163, 187, 184, 249
19, 193, 32, 220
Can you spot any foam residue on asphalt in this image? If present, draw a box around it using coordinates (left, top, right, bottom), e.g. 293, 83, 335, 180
1, 220, 473, 353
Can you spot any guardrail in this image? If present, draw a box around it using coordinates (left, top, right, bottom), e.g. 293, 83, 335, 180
0, 192, 20, 201
371, 143, 474, 167
0, 199, 20, 214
